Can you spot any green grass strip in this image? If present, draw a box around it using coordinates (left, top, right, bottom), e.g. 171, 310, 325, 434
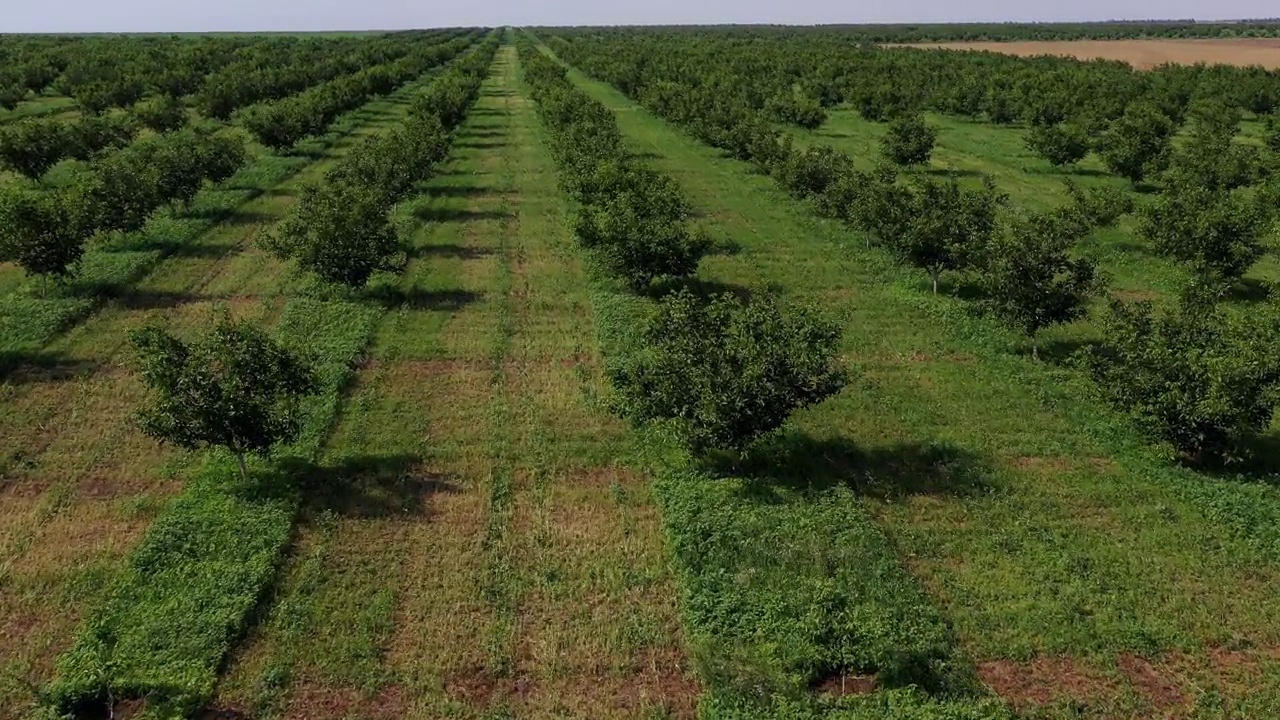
517, 38, 1009, 719
43, 47, 498, 719
45, 297, 381, 718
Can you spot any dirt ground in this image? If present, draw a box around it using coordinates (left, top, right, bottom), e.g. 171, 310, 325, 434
897, 38, 1280, 69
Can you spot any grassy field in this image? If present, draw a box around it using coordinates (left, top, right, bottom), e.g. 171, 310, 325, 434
785, 106, 1280, 350
204, 46, 696, 719
548, 48, 1280, 718
8, 33, 1280, 719
0, 64, 448, 716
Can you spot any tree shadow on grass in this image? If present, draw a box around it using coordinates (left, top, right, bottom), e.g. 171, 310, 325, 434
412, 205, 511, 224
366, 286, 483, 311
407, 243, 495, 260
1019, 336, 1102, 367
648, 276, 755, 303
429, 185, 493, 199
1228, 278, 1272, 303
454, 139, 506, 150
292, 454, 461, 520
731, 433, 997, 502
920, 167, 985, 179
0, 350, 101, 385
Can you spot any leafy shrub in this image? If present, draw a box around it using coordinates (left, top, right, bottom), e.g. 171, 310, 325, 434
1138, 181, 1274, 282
263, 181, 400, 288
608, 289, 845, 454
0, 184, 84, 280
979, 209, 1103, 356
132, 94, 189, 132
1165, 119, 1260, 191
882, 113, 936, 166
67, 114, 139, 161
1083, 287, 1280, 465
1026, 122, 1090, 166
131, 316, 319, 480
766, 91, 827, 130
888, 175, 1004, 292
0, 83, 26, 110
0, 118, 69, 179
1265, 115, 1280, 154
1096, 103, 1174, 184
775, 145, 855, 202
574, 191, 710, 292
1062, 180, 1134, 228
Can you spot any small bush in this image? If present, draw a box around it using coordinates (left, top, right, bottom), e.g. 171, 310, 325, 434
1138, 181, 1274, 283
1083, 287, 1280, 465
573, 190, 709, 292
1096, 103, 1174, 184
609, 289, 845, 455
979, 210, 1103, 356
0, 118, 69, 179
1026, 122, 1090, 166
132, 94, 189, 133
0, 184, 84, 280
882, 113, 936, 167
1062, 181, 1134, 228
263, 181, 400, 288
132, 316, 319, 480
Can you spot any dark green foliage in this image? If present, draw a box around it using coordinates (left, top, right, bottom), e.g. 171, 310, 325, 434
1063, 180, 1134, 228
70, 129, 246, 236
1025, 122, 1090, 166
0, 83, 26, 110
67, 114, 139, 161
1096, 103, 1174, 184
132, 94, 189, 132
776, 145, 854, 202
888, 176, 1004, 293
609, 289, 845, 454
1138, 182, 1274, 283
264, 182, 400, 288
881, 112, 936, 166
1084, 288, 1280, 465
574, 191, 709, 292
1165, 118, 1260, 192
73, 77, 145, 115
0, 118, 69, 179
765, 90, 826, 129
1265, 115, 1280, 154
196, 132, 249, 185
0, 184, 84, 279
131, 316, 319, 478
979, 210, 1102, 354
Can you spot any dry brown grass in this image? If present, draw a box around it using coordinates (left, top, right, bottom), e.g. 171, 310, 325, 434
900, 39, 1280, 69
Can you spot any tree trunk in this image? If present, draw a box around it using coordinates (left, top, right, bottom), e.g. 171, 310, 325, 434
235, 452, 248, 482
931, 270, 940, 294
1032, 341, 1039, 361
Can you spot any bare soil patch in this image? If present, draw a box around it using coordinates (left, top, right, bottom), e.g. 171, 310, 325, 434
898, 39, 1280, 70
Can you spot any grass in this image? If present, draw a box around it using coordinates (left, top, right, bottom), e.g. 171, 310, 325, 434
785, 106, 1280, 355
207, 45, 696, 720
0, 67, 456, 718
547, 44, 1280, 718
36, 44, 505, 713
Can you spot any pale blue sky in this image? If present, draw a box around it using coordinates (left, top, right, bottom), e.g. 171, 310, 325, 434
4, 0, 1277, 33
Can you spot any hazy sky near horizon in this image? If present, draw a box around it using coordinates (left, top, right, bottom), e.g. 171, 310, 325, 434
4, 1, 1279, 33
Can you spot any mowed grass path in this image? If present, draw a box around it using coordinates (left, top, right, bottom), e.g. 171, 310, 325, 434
210, 46, 696, 720
0, 78, 434, 716
557, 60, 1280, 717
